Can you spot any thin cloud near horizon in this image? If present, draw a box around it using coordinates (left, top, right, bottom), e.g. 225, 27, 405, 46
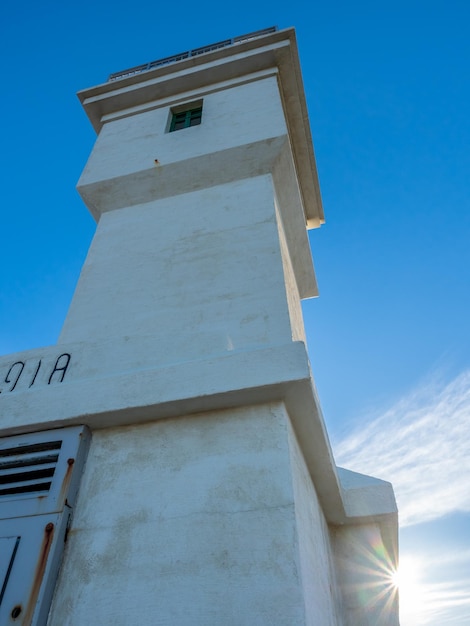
403, 571, 470, 626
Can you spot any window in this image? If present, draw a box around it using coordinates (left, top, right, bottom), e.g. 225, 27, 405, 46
0, 426, 90, 625
169, 104, 203, 132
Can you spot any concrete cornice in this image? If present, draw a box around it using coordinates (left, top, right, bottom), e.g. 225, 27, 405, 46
0, 339, 396, 543
77, 28, 324, 228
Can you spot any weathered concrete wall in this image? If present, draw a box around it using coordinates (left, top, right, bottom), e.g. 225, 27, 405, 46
49, 403, 332, 626
287, 420, 342, 625
332, 523, 398, 626
275, 197, 307, 343
60, 176, 295, 360
41, 29, 399, 626
78, 75, 287, 195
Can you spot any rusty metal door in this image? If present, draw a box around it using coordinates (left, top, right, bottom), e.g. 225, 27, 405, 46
0, 426, 90, 625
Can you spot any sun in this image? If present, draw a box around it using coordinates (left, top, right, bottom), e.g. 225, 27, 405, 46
392, 555, 420, 589
391, 556, 425, 624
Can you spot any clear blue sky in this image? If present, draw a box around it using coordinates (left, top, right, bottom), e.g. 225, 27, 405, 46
1, 1, 469, 623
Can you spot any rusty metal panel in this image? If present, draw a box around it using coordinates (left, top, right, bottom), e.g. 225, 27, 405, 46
0, 426, 90, 520
0, 426, 90, 625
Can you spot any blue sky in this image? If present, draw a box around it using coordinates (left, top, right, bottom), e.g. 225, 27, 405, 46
1, 1, 469, 623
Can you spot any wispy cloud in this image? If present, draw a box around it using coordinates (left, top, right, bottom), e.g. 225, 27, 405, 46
334, 369, 470, 527
334, 372, 470, 626
399, 550, 470, 625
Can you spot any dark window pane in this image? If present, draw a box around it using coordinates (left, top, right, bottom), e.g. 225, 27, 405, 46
170, 105, 203, 132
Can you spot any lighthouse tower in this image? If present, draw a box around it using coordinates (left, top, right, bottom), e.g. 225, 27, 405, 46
0, 27, 398, 625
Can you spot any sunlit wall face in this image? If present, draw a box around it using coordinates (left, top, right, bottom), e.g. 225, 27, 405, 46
333, 524, 398, 625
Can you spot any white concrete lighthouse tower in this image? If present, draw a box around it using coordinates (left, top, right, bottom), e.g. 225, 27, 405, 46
0, 27, 398, 625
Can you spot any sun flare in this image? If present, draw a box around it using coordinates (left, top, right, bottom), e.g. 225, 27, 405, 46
392, 556, 425, 624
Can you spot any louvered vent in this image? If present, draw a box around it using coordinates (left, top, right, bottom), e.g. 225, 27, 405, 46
0, 428, 90, 625
0, 440, 62, 498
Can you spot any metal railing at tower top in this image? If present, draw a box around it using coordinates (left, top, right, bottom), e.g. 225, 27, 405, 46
108, 27, 278, 82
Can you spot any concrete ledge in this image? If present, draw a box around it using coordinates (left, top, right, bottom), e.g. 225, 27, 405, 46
0, 340, 397, 545
0, 341, 312, 433
77, 138, 287, 218
338, 468, 398, 521
337, 467, 398, 567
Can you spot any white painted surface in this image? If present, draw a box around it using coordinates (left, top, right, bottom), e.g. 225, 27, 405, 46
77, 30, 324, 228
60, 177, 294, 352
79, 75, 286, 192
76, 71, 316, 298
273, 139, 318, 297
0, 338, 351, 529
50, 405, 313, 625
276, 197, 307, 343
333, 523, 398, 625
287, 420, 341, 625
0, 28, 399, 626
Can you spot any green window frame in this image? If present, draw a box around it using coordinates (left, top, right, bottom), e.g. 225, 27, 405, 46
170, 106, 202, 132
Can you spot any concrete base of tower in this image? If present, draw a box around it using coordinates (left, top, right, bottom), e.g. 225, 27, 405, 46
45, 402, 397, 625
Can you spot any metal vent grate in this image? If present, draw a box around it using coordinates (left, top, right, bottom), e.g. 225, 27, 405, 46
0, 441, 62, 498
0, 427, 90, 624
